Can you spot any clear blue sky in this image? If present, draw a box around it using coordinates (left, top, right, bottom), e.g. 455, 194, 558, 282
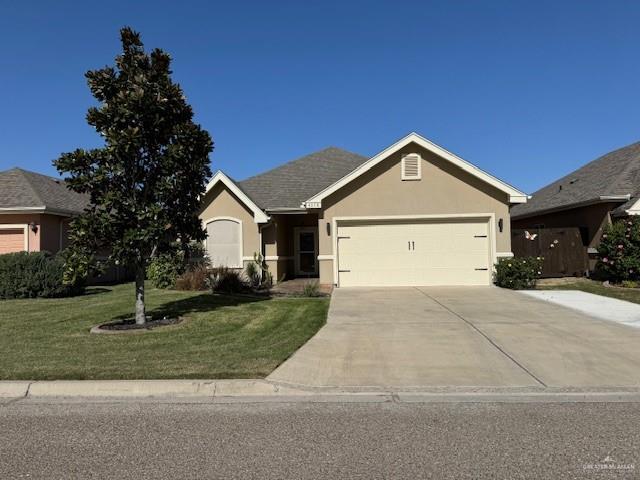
1, 1, 639, 194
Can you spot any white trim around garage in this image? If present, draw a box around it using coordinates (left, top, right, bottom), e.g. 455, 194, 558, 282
303, 133, 528, 208
330, 213, 498, 287
0, 223, 29, 251
204, 171, 269, 224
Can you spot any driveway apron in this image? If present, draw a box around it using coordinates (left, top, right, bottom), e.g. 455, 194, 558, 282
268, 288, 533, 388
269, 287, 640, 388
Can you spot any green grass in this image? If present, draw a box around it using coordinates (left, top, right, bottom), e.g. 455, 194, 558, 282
538, 278, 640, 305
0, 282, 329, 380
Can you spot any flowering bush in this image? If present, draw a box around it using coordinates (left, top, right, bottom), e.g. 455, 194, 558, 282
597, 217, 640, 283
494, 256, 544, 289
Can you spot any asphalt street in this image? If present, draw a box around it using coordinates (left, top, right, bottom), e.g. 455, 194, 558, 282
1, 399, 639, 479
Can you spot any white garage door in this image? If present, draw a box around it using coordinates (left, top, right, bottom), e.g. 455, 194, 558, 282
337, 218, 491, 287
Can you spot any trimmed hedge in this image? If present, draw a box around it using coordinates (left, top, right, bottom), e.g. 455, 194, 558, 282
494, 256, 543, 290
0, 251, 85, 299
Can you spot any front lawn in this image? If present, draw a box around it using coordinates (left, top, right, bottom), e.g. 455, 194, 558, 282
0, 283, 328, 380
537, 278, 640, 305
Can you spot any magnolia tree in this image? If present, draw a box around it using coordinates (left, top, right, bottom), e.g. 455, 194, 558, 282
55, 27, 213, 324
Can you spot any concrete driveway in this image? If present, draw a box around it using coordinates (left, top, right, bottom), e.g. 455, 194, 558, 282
268, 287, 640, 388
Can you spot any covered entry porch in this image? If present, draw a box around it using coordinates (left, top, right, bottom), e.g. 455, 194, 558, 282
262, 213, 321, 283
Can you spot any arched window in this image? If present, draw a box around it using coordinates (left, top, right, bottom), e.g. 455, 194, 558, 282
205, 218, 242, 268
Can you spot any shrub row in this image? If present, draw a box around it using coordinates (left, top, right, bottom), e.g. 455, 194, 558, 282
0, 251, 85, 299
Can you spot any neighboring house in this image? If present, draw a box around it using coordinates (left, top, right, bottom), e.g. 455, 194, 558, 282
0, 168, 89, 254
199, 132, 528, 287
511, 142, 640, 271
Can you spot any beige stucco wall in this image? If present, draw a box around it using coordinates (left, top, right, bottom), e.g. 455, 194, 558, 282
317, 143, 513, 284
39, 214, 65, 253
260, 214, 319, 282
261, 223, 277, 258
261, 223, 282, 280
199, 183, 261, 263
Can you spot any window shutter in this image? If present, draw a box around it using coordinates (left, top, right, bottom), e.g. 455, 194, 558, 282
401, 153, 422, 180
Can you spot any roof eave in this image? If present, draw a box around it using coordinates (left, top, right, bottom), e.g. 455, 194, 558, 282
265, 207, 308, 214
512, 195, 631, 220
614, 197, 640, 217
204, 171, 270, 223
0, 206, 79, 217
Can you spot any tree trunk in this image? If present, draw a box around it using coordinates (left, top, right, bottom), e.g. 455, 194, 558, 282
135, 265, 146, 325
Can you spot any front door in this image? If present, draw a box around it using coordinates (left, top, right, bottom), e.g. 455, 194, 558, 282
294, 227, 318, 276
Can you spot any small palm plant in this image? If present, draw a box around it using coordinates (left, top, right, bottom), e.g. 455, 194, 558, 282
245, 252, 272, 289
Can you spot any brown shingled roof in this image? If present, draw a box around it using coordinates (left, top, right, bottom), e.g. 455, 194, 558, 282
237, 147, 368, 210
511, 142, 640, 219
0, 168, 90, 215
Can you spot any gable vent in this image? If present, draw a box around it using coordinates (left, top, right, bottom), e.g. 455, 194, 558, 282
401, 153, 422, 181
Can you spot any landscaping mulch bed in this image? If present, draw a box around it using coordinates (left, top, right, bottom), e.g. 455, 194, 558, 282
91, 316, 183, 334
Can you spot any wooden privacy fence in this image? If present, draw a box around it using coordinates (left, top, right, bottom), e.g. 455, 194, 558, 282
511, 228, 588, 278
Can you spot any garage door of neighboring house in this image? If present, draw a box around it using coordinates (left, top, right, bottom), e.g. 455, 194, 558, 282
336, 218, 491, 287
0, 229, 26, 254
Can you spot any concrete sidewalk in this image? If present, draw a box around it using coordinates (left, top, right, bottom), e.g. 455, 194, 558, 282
520, 289, 640, 328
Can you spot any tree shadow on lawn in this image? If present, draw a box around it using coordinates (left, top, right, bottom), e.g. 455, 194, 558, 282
82, 287, 112, 296
111, 292, 270, 322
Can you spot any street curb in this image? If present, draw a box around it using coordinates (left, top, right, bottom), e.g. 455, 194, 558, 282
396, 391, 640, 403
20, 380, 310, 398
0, 381, 31, 398
27, 380, 217, 398
1, 379, 342, 399
3, 380, 640, 403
